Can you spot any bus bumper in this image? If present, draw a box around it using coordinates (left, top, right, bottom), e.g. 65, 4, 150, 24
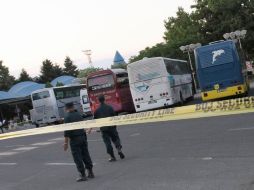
135, 98, 174, 112
201, 84, 247, 101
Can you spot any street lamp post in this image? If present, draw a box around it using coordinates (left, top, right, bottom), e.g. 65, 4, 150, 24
223, 30, 247, 50
82, 49, 93, 67
180, 43, 201, 93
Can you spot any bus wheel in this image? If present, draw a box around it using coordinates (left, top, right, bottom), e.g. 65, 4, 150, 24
179, 92, 184, 106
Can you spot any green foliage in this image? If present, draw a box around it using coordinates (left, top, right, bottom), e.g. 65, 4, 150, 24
0, 61, 15, 90
56, 81, 64, 87
130, 1, 254, 62
18, 69, 32, 82
39, 59, 63, 83
53, 64, 63, 76
78, 67, 103, 78
63, 56, 79, 77
193, 0, 254, 57
111, 64, 127, 69
45, 82, 53, 88
129, 8, 200, 63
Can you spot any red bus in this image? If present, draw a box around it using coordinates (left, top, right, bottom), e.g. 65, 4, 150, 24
87, 69, 135, 114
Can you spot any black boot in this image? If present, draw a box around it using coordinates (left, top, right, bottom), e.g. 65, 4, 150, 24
117, 147, 125, 159
76, 173, 87, 182
108, 152, 116, 162
87, 169, 95, 178
118, 151, 125, 159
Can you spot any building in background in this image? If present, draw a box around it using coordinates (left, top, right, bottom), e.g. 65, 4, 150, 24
111, 51, 127, 69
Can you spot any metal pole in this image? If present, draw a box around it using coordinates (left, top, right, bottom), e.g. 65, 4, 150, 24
238, 38, 243, 50
187, 51, 197, 93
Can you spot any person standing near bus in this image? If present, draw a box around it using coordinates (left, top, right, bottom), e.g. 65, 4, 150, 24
93, 95, 125, 162
63, 102, 94, 182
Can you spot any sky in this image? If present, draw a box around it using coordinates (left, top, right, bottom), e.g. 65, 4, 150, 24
0, 0, 194, 78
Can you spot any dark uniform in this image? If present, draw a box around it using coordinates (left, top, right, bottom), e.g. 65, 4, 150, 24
94, 102, 124, 160
64, 111, 93, 177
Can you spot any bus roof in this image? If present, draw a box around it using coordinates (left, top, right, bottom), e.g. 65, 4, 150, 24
31, 84, 86, 94
87, 69, 127, 79
195, 40, 234, 52
128, 57, 187, 68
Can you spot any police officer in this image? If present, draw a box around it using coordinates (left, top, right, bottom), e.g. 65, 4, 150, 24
63, 102, 94, 182
93, 95, 125, 162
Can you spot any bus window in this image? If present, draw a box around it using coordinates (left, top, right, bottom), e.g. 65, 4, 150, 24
82, 95, 89, 104
32, 91, 50, 100
54, 87, 81, 100
177, 61, 190, 74
116, 73, 129, 87
87, 74, 114, 91
55, 91, 64, 99
165, 60, 180, 75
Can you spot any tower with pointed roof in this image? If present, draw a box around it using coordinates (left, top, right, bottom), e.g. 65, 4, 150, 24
113, 51, 126, 65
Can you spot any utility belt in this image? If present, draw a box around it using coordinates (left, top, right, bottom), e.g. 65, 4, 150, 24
70, 134, 87, 142
100, 125, 117, 132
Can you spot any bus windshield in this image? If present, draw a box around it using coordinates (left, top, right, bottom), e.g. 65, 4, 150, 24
87, 74, 114, 91
128, 58, 164, 83
164, 59, 190, 75
116, 73, 129, 87
32, 91, 50, 101
53, 86, 81, 100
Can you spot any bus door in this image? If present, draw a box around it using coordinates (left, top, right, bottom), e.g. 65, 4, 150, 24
115, 73, 134, 112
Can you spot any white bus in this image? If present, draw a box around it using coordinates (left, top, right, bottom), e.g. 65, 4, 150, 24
30, 84, 86, 126
127, 57, 193, 112
80, 89, 92, 116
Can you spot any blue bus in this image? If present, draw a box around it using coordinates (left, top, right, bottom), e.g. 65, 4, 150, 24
194, 40, 249, 101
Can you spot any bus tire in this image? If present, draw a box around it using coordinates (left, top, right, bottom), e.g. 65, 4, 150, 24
179, 92, 184, 106
188, 95, 194, 101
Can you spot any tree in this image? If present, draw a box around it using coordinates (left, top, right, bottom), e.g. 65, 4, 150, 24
63, 56, 79, 77
111, 64, 127, 69
56, 81, 64, 87
78, 67, 103, 78
18, 69, 32, 82
0, 61, 15, 90
130, 1, 254, 63
45, 82, 53, 88
193, 0, 254, 57
129, 8, 200, 63
53, 64, 63, 77
39, 59, 63, 83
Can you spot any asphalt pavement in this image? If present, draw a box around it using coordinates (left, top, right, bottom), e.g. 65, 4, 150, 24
1, 83, 254, 190
1, 112, 254, 190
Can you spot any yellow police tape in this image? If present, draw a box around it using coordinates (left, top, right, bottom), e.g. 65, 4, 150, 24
1, 96, 254, 141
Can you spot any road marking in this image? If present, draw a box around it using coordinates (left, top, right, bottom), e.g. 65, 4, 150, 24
0, 152, 18, 156
45, 163, 76, 166
5, 145, 25, 148
130, 133, 140, 137
0, 163, 17, 165
13, 147, 38, 151
228, 127, 254, 131
201, 157, 213, 160
48, 138, 63, 141
31, 142, 56, 146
